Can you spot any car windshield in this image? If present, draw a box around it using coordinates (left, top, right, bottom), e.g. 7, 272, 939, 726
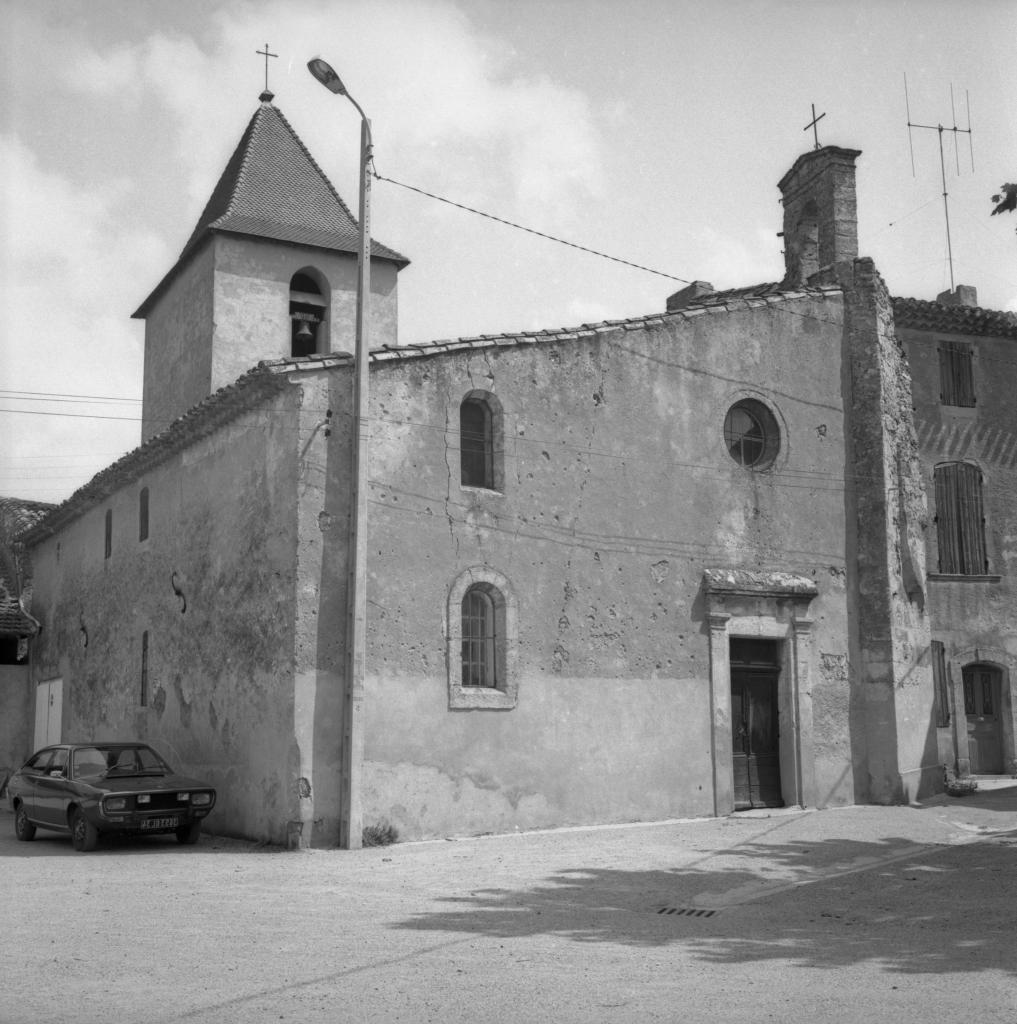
72, 745, 171, 779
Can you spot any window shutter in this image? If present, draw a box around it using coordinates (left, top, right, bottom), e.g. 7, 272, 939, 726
953, 345, 975, 407
935, 465, 960, 573
957, 462, 987, 573
938, 346, 952, 405
930, 640, 949, 728
936, 462, 988, 574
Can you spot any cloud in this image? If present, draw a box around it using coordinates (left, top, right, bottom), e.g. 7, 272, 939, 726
0, 135, 160, 500
690, 225, 782, 290
0, 0, 614, 498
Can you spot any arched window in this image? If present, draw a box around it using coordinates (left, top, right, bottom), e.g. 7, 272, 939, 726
289, 270, 328, 357
459, 391, 503, 491
462, 585, 497, 688
447, 567, 518, 709
934, 462, 987, 574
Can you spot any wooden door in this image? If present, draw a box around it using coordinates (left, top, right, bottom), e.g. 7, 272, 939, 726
731, 667, 782, 810
34, 678, 62, 750
963, 666, 1003, 774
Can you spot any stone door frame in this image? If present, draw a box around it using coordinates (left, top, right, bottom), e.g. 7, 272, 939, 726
703, 570, 818, 817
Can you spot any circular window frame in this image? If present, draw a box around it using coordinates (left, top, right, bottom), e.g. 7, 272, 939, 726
724, 398, 781, 471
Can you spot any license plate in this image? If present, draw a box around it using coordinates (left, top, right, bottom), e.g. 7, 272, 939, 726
141, 817, 179, 830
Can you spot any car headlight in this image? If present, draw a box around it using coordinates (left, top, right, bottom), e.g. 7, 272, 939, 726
191, 792, 212, 807
104, 797, 128, 812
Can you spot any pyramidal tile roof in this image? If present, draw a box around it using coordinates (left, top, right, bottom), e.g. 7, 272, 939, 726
134, 97, 408, 317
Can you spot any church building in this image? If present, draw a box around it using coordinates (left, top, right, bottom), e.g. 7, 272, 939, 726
3, 89, 1015, 848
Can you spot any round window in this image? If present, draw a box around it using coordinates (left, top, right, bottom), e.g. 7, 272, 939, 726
724, 399, 779, 469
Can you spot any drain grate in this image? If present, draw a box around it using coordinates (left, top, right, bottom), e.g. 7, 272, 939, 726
656, 906, 719, 918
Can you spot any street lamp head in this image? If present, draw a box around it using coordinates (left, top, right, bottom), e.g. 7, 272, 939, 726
307, 57, 347, 96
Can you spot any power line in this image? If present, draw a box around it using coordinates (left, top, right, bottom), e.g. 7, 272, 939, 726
374, 170, 694, 286
0, 408, 142, 422
0, 389, 141, 403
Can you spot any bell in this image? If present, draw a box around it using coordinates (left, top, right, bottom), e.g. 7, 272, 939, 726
295, 320, 315, 343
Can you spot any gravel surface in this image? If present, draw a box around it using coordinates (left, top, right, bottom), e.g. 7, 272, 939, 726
2, 788, 1016, 1023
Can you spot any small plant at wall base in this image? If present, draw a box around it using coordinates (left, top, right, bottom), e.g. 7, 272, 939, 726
362, 820, 399, 846
944, 763, 978, 797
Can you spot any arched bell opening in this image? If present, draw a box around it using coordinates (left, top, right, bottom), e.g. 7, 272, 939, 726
289, 269, 329, 357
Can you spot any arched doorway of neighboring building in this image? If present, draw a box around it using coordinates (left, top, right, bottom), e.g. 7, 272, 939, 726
962, 664, 1003, 773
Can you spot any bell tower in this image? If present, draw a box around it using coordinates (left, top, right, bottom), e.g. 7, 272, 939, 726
777, 146, 861, 287
132, 92, 408, 442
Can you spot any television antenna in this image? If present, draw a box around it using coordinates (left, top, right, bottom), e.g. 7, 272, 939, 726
904, 74, 974, 294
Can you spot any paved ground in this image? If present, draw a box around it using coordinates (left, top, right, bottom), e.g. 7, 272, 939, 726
2, 786, 1016, 1024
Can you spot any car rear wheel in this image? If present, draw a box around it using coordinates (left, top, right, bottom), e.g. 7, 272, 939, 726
71, 809, 98, 852
14, 804, 36, 841
176, 821, 202, 845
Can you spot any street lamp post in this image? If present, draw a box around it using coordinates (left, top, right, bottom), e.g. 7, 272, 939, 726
307, 56, 371, 850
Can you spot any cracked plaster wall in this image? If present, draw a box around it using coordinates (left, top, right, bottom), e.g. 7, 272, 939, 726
28, 390, 304, 844
361, 295, 856, 839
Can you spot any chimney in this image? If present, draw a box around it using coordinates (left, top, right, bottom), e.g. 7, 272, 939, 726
666, 280, 715, 312
777, 146, 862, 286
936, 285, 978, 308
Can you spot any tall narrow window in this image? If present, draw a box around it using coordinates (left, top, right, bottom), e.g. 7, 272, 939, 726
934, 462, 987, 574
139, 487, 149, 542
104, 509, 113, 559
930, 640, 950, 728
939, 342, 975, 407
462, 586, 497, 687
140, 631, 149, 707
460, 398, 493, 489
447, 567, 518, 710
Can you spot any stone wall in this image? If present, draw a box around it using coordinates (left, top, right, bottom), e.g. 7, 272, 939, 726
841, 258, 936, 802
0, 664, 32, 780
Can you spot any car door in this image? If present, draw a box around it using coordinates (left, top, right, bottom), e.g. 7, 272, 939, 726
14, 749, 55, 821
33, 747, 72, 828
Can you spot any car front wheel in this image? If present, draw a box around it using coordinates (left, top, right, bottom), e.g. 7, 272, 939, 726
176, 821, 202, 845
14, 804, 36, 841
71, 809, 98, 852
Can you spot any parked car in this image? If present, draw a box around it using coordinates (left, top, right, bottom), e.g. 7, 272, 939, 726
8, 742, 216, 852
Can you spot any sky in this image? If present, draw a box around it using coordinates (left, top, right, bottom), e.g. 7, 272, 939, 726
2, 0, 1015, 503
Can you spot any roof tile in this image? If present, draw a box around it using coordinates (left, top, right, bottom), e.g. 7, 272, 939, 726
134, 101, 408, 318
892, 296, 1017, 339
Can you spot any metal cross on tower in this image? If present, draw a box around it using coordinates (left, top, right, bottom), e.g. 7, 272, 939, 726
256, 43, 278, 98
803, 104, 826, 150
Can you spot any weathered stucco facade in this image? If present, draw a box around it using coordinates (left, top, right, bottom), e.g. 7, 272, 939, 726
896, 294, 1017, 781
6, 95, 1015, 848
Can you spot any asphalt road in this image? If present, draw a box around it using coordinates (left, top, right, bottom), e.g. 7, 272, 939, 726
2, 789, 1016, 1024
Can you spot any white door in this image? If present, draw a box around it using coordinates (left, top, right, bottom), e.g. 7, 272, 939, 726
33, 678, 63, 749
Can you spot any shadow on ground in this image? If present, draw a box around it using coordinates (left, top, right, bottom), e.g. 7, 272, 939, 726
390, 832, 1017, 977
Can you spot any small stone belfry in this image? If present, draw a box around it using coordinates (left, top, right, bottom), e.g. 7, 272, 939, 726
778, 146, 861, 286
132, 93, 409, 441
